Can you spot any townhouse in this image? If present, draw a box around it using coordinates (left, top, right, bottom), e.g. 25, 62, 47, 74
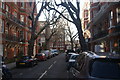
0, 1, 39, 63
88, 2, 120, 53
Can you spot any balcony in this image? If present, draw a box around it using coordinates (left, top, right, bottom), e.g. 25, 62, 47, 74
2, 33, 25, 43
109, 26, 120, 34
5, 11, 26, 27
92, 30, 108, 40
88, 3, 117, 29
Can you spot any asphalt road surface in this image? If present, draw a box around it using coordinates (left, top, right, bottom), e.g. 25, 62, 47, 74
11, 53, 71, 80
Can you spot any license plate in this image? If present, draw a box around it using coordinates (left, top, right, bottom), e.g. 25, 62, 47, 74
19, 63, 25, 65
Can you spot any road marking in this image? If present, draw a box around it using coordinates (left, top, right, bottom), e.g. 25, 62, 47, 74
19, 73, 23, 76
48, 64, 53, 70
53, 61, 56, 64
38, 70, 47, 80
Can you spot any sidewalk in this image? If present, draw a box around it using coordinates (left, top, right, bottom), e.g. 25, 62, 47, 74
6, 62, 16, 69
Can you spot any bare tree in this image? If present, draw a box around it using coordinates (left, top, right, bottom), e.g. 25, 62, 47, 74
43, 24, 58, 49
66, 26, 78, 50
27, 1, 64, 56
47, 18, 66, 49
47, 0, 88, 51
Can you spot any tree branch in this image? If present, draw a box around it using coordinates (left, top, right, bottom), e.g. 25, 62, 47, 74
72, 32, 78, 39
76, 1, 80, 18
68, 2, 77, 12
47, 5, 74, 23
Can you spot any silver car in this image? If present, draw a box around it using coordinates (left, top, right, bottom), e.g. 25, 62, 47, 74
69, 51, 120, 80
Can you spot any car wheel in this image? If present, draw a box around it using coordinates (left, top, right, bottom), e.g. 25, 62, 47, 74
36, 61, 38, 65
30, 62, 34, 67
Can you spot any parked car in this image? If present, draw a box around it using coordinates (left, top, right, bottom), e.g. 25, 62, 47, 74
69, 51, 120, 80
2, 64, 12, 80
16, 56, 38, 67
35, 53, 47, 61
67, 53, 79, 70
50, 49, 59, 57
42, 50, 52, 59
65, 49, 76, 61
65, 49, 76, 54
53, 49, 59, 55
66, 52, 76, 62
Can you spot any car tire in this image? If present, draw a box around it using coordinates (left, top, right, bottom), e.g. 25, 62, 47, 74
30, 62, 34, 67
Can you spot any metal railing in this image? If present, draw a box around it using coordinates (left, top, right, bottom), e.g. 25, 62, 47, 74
109, 26, 120, 34
5, 11, 26, 26
2, 33, 25, 43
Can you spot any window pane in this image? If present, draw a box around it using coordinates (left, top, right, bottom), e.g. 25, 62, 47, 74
2, 3, 4, 9
13, 12, 17, 18
117, 8, 120, 23
1, 20, 4, 33
6, 5, 9, 12
20, 15, 24, 22
21, 2, 24, 8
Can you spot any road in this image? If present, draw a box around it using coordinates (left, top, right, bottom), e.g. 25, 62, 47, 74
11, 53, 71, 80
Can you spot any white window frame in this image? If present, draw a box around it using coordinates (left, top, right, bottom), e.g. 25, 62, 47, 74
21, 2, 25, 8
20, 15, 24, 22
6, 5, 9, 12
14, 0, 17, 5
26, 32, 27, 40
2, 2, 4, 9
109, 11, 114, 29
116, 8, 120, 23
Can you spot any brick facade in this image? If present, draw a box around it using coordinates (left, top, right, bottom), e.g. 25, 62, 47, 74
0, 2, 39, 63
88, 2, 120, 53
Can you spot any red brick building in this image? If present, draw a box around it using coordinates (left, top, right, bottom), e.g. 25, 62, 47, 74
49, 29, 65, 51
88, 2, 120, 53
0, 2, 39, 63
37, 21, 65, 51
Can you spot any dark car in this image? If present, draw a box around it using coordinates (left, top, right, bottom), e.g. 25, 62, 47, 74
65, 49, 76, 62
67, 53, 79, 70
2, 65, 12, 80
66, 52, 76, 62
35, 53, 47, 61
50, 49, 59, 57
42, 50, 52, 59
16, 56, 38, 67
69, 51, 120, 80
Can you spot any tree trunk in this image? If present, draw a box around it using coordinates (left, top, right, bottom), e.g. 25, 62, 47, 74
75, 19, 88, 51
43, 39, 49, 50
28, 35, 35, 56
70, 38, 74, 50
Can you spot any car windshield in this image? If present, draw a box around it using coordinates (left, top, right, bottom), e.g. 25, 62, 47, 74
41, 51, 45, 53
67, 50, 75, 53
21, 56, 30, 60
90, 59, 120, 79
54, 50, 57, 52
70, 55, 78, 59
37, 54, 42, 56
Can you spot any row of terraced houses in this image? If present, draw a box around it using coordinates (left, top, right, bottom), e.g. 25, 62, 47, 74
0, 1, 65, 63
82, 1, 120, 53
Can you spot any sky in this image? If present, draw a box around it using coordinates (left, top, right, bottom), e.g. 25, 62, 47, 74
36, 0, 85, 40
